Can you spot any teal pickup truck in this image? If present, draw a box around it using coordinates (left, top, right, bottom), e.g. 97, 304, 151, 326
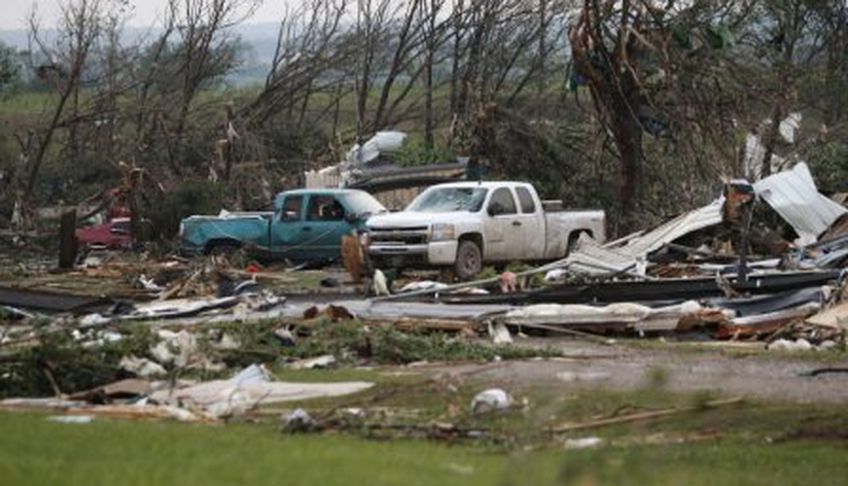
180, 189, 387, 261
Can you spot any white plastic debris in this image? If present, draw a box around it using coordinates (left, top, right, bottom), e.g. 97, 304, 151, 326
274, 326, 296, 346
346, 131, 407, 165
563, 437, 605, 450
487, 321, 513, 345
47, 415, 93, 424
470, 388, 512, 414
544, 268, 568, 283
399, 280, 449, 293
138, 274, 163, 292
282, 408, 315, 432
79, 313, 110, 327
373, 269, 390, 296
768, 338, 813, 352
289, 355, 336, 370
119, 355, 167, 377
212, 333, 241, 350
150, 330, 199, 367
148, 364, 373, 419
205, 389, 253, 418
231, 363, 272, 385
81, 255, 103, 268
778, 112, 802, 144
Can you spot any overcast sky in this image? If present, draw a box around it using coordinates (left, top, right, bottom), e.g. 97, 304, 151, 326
1, 0, 288, 30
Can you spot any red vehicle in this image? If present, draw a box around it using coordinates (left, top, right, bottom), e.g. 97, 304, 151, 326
75, 217, 134, 250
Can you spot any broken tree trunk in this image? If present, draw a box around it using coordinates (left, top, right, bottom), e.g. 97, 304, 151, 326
58, 209, 78, 269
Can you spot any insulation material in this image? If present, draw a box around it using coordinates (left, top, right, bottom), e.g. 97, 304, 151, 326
149, 364, 373, 418
502, 301, 703, 331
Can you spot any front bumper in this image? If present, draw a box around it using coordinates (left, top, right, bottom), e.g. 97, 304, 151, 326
368, 241, 458, 267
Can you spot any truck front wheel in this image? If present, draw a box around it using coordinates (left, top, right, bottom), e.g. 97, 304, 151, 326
206, 240, 242, 256
454, 240, 482, 281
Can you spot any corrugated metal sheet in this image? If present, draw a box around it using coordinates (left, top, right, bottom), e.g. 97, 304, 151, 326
561, 163, 846, 275
561, 233, 639, 275
617, 198, 724, 257
753, 162, 846, 245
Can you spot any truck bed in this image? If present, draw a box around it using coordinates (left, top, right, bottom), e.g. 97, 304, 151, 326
543, 209, 606, 259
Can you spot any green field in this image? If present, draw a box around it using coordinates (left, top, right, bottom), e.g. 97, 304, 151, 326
2, 411, 847, 486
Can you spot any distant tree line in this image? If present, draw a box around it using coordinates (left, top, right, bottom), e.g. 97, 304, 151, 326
0, 0, 846, 235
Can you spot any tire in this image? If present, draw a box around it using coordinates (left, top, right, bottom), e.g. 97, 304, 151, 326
567, 231, 587, 255
205, 240, 241, 256
454, 239, 482, 281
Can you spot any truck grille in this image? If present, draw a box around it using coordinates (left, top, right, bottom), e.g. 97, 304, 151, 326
369, 226, 429, 245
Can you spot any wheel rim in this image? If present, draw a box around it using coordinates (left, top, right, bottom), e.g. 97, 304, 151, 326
461, 247, 480, 276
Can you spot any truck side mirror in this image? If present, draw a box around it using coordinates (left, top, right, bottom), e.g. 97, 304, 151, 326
344, 212, 358, 223
487, 203, 502, 217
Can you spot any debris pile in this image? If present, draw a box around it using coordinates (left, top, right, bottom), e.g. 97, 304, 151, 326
2, 161, 847, 428
384, 163, 848, 349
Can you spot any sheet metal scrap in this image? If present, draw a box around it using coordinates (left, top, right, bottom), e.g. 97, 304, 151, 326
556, 163, 847, 278
753, 162, 846, 245
438, 270, 842, 306
0, 287, 108, 313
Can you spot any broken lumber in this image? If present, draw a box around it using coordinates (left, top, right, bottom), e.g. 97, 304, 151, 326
550, 397, 744, 433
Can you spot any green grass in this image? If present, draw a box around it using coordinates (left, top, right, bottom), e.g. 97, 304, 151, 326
0, 90, 55, 114
2, 411, 848, 486
618, 337, 848, 363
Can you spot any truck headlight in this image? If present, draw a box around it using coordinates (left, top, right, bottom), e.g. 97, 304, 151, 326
431, 223, 455, 242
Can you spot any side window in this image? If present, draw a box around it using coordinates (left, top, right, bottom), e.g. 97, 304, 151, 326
487, 187, 517, 216
515, 187, 536, 214
280, 196, 303, 222
111, 221, 130, 234
307, 195, 345, 221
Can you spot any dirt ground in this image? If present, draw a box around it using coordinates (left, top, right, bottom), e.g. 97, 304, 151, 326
427, 338, 848, 404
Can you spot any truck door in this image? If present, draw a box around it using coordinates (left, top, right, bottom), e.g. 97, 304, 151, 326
301, 194, 354, 260
484, 187, 519, 261
510, 186, 545, 260
270, 194, 307, 260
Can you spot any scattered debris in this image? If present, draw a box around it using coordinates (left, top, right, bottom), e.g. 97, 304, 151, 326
768, 339, 814, 352
119, 356, 167, 378
551, 397, 745, 433
487, 321, 513, 344
373, 269, 390, 296
282, 408, 316, 433
288, 355, 336, 370
47, 415, 94, 424
563, 436, 605, 450
148, 364, 374, 419
470, 388, 511, 414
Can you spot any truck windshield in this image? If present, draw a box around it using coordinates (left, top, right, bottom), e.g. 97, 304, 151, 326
342, 191, 388, 217
407, 187, 488, 213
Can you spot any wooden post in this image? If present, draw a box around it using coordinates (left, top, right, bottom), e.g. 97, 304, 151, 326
58, 209, 78, 269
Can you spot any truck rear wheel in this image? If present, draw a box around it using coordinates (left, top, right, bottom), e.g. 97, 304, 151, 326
567, 231, 587, 255
454, 240, 482, 281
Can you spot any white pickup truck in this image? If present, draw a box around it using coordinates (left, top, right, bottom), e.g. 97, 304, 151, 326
365, 181, 606, 279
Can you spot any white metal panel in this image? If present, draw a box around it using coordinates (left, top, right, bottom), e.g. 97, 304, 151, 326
753, 162, 846, 244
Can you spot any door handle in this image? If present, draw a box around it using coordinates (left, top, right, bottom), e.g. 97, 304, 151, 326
512, 221, 522, 227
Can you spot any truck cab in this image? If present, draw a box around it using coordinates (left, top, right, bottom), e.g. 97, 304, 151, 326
181, 189, 386, 262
